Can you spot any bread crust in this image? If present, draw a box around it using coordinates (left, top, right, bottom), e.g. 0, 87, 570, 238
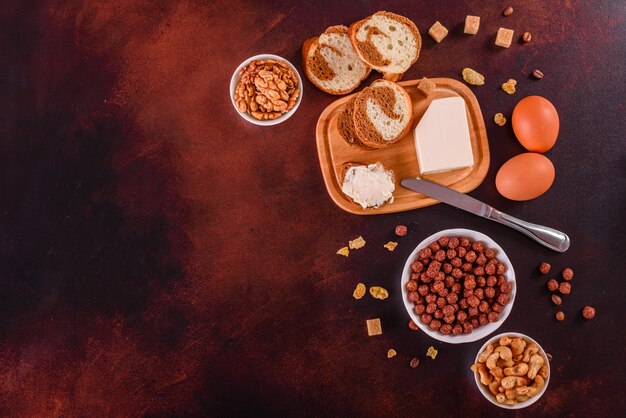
341, 162, 395, 209
349, 11, 421, 81
337, 95, 375, 150
302, 25, 371, 95
352, 80, 413, 149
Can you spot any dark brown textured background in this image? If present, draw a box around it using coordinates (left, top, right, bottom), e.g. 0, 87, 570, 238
1, 0, 625, 416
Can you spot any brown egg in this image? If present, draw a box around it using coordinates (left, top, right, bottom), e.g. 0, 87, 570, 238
496, 153, 555, 201
512, 96, 560, 153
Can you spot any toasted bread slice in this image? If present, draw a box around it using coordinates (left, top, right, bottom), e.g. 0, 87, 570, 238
302, 25, 371, 95
337, 96, 375, 150
352, 79, 413, 149
349, 11, 421, 81
341, 162, 395, 209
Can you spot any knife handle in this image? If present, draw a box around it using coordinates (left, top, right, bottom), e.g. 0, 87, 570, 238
488, 209, 571, 253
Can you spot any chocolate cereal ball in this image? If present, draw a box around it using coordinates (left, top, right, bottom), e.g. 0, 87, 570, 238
582, 306, 596, 319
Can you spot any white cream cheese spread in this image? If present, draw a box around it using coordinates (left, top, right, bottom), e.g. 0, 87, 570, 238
341, 162, 395, 209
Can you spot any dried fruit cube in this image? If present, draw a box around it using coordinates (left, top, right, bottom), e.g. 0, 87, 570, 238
387, 349, 397, 358
494, 113, 507, 126
495, 28, 514, 48
462, 68, 485, 86
349, 236, 366, 250
428, 21, 448, 43
366, 318, 382, 336
464, 15, 480, 34
426, 346, 438, 359
501, 79, 517, 94
337, 247, 349, 257
369, 286, 389, 300
384, 241, 398, 251
417, 77, 436, 96
353, 283, 366, 299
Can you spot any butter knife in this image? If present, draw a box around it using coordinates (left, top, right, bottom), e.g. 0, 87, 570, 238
401, 178, 570, 252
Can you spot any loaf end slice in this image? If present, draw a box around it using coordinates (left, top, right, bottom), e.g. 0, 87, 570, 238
337, 95, 375, 150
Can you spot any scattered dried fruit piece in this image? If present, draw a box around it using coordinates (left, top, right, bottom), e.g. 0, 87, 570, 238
408, 319, 419, 331
410, 357, 420, 368
551, 294, 562, 306
555, 311, 565, 321
387, 349, 397, 358
582, 306, 596, 319
384, 241, 398, 251
462, 68, 485, 86
426, 346, 438, 359
366, 318, 382, 336
539, 262, 551, 274
369, 286, 389, 300
501, 79, 517, 94
494, 113, 507, 126
532, 69, 544, 79
349, 236, 366, 250
353, 283, 366, 299
337, 247, 349, 257
395, 225, 408, 236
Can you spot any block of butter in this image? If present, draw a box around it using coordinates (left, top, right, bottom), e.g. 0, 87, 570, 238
414, 97, 474, 174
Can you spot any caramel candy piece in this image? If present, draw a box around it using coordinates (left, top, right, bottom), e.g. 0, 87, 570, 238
429, 21, 448, 43
366, 318, 383, 336
417, 77, 436, 96
495, 28, 514, 48
464, 16, 480, 35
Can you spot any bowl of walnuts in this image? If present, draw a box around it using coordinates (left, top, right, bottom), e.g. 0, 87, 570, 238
471, 332, 550, 409
400, 228, 516, 344
230, 54, 303, 126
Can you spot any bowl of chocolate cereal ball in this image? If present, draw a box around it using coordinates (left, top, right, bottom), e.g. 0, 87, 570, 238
400, 228, 516, 343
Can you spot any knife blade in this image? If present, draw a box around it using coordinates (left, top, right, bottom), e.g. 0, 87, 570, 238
401, 178, 570, 253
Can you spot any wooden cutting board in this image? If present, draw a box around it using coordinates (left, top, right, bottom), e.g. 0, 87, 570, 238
316, 77, 490, 215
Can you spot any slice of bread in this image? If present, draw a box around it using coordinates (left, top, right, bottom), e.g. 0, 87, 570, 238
341, 162, 395, 209
349, 11, 421, 81
352, 79, 414, 149
337, 96, 375, 150
302, 25, 371, 95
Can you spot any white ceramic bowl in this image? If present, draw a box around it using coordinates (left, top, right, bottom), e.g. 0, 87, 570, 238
400, 228, 516, 344
229, 54, 303, 126
472, 332, 551, 409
